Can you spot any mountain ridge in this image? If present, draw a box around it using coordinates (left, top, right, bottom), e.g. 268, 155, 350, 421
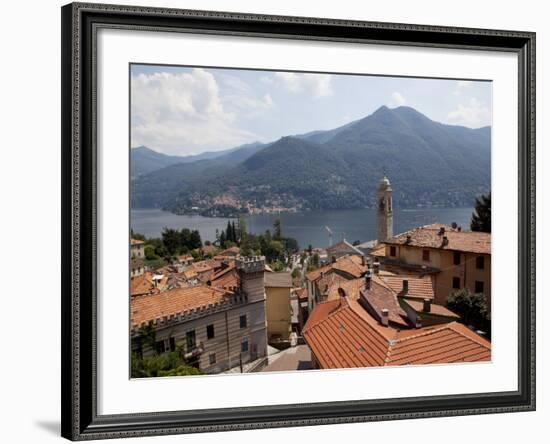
131, 106, 491, 215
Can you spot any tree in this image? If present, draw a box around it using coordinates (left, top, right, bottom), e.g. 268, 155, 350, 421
291, 268, 301, 279
144, 245, 159, 261
238, 217, 247, 242
131, 350, 203, 378
161, 228, 180, 256
311, 252, 320, 268
471, 192, 491, 233
446, 288, 488, 328
273, 219, 282, 240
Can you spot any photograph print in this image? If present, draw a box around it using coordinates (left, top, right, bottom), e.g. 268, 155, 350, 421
129, 64, 492, 378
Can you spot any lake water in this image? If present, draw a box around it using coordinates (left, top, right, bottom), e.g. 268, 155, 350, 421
131, 207, 474, 250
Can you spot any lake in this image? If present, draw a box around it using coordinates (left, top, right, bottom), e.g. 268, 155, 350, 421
131, 207, 474, 250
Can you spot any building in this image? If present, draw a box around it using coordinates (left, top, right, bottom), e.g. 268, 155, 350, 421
377, 175, 393, 242
325, 239, 363, 261
264, 272, 293, 345
130, 256, 268, 374
381, 223, 491, 308
303, 271, 490, 370
305, 254, 369, 311
130, 238, 145, 278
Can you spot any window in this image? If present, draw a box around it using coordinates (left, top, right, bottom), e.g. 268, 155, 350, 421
206, 324, 215, 339
209, 353, 216, 365
453, 251, 461, 265
154, 340, 166, 354
476, 256, 485, 270
475, 281, 484, 294
239, 314, 247, 329
186, 330, 196, 350
452, 277, 461, 289
241, 339, 249, 353
422, 250, 430, 261
169, 337, 176, 352
389, 246, 396, 257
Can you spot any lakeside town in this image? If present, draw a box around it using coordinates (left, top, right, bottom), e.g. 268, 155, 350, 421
130, 175, 491, 377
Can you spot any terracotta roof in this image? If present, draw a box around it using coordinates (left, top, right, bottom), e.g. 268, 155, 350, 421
210, 264, 239, 289
219, 246, 240, 256
306, 254, 368, 282
385, 224, 491, 255
265, 272, 293, 288
326, 240, 363, 257
316, 271, 348, 295
401, 298, 460, 319
378, 274, 435, 300
201, 245, 218, 254
130, 271, 167, 297
303, 298, 490, 369
325, 273, 434, 303
131, 285, 232, 327
359, 282, 410, 328
130, 238, 144, 245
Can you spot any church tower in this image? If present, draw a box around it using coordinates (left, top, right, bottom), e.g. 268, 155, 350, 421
377, 175, 393, 242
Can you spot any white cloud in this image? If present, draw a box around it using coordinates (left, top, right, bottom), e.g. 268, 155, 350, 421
447, 97, 490, 127
388, 91, 406, 107
131, 69, 258, 155
272, 72, 333, 97
457, 80, 472, 88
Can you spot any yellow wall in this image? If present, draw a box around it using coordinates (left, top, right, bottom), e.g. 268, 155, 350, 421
265, 286, 292, 341
385, 244, 491, 307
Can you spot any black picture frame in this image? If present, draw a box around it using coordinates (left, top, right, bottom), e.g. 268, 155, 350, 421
61, 2, 536, 440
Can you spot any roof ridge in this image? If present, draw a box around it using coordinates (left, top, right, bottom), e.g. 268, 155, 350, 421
393, 324, 451, 343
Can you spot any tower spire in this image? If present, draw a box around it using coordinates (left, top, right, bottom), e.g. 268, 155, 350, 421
377, 174, 393, 242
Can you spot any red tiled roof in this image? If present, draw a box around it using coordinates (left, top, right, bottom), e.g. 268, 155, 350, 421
385, 224, 491, 255
377, 274, 435, 300
130, 238, 144, 245
359, 282, 409, 328
401, 298, 460, 319
306, 255, 368, 282
130, 271, 167, 297
210, 264, 239, 289
131, 285, 232, 327
303, 298, 490, 369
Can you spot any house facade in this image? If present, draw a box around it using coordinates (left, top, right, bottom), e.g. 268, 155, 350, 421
382, 224, 491, 308
264, 272, 293, 345
130, 256, 268, 374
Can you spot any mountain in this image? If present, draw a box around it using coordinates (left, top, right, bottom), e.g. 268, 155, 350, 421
130, 142, 266, 179
130, 146, 187, 178
131, 106, 491, 214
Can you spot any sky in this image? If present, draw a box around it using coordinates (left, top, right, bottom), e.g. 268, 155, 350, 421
130, 64, 492, 156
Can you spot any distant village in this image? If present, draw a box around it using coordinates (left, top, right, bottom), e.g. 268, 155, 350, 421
130, 175, 491, 377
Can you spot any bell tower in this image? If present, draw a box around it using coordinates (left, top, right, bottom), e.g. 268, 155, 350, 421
377, 175, 393, 242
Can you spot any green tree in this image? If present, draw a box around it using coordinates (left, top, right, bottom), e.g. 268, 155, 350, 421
161, 228, 180, 256
291, 268, 301, 279
273, 219, 282, 240
311, 252, 320, 268
131, 351, 203, 378
446, 288, 488, 328
471, 192, 491, 233
144, 245, 159, 261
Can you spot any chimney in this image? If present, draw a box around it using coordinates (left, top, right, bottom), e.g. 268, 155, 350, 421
365, 270, 372, 289
373, 258, 380, 275
438, 226, 445, 235
458, 226, 462, 232
361, 255, 366, 266
442, 236, 449, 246
402, 279, 409, 293
331, 255, 337, 264
406, 234, 412, 244
423, 298, 431, 313
380, 308, 389, 326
